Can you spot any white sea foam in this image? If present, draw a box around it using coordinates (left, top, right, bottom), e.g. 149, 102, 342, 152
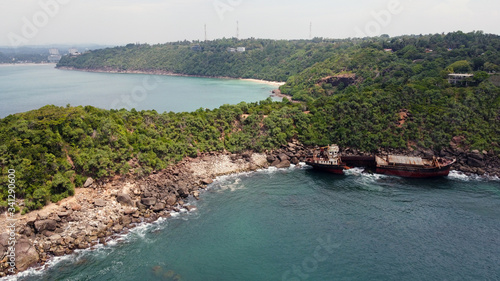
3, 208, 202, 280
448, 170, 500, 182
343, 167, 365, 176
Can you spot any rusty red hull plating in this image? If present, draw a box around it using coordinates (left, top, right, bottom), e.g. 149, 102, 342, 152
375, 165, 453, 178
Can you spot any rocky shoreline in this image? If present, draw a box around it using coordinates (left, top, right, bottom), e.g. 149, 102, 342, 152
1, 141, 498, 277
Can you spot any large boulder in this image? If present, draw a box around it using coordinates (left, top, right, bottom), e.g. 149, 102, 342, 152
152, 203, 166, 212
467, 157, 485, 167
116, 193, 134, 206
94, 199, 106, 207
141, 197, 157, 206
278, 153, 290, 161
34, 219, 57, 233
276, 160, 291, 169
271, 159, 281, 167
266, 155, 276, 163
201, 178, 213, 185
468, 151, 485, 161
15, 236, 39, 271
177, 184, 189, 198
165, 194, 177, 206
0, 233, 9, 255
83, 177, 94, 188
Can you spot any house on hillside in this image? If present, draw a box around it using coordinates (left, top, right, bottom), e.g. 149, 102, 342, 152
448, 73, 473, 85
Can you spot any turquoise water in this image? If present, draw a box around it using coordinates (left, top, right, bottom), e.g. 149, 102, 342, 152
15, 167, 500, 281
0, 64, 278, 117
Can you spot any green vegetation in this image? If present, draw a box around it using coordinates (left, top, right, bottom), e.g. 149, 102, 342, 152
2, 31, 500, 212
57, 38, 342, 82
0, 52, 47, 64
0, 101, 308, 211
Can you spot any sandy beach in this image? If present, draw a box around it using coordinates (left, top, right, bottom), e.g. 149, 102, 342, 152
240, 78, 286, 87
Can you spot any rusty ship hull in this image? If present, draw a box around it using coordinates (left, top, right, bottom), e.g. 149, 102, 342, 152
374, 155, 455, 178
374, 165, 453, 178
305, 161, 346, 174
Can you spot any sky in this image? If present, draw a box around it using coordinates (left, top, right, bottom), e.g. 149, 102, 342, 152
1, 0, 500, 47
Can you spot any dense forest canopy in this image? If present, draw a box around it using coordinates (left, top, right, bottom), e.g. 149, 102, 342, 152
2, 31, 499, 212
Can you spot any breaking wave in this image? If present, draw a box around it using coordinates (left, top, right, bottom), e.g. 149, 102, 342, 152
448, 170, 500, 182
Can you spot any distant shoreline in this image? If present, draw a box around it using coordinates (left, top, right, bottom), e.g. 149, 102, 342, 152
0, 62, 56, 67
57, 66, 286, 87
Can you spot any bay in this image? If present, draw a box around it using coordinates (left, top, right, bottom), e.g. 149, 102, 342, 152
0, 64, 278, 118
15, 167, 500, 281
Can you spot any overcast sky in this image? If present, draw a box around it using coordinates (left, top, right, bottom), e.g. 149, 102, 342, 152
1, 0, 499, 47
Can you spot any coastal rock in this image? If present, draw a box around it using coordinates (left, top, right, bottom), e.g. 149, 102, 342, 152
121, 216, 132, 226
271, 159, 281, 167
83, 177, 94, 188
177, 184, 189, 198
467, 157, 485, 167
278, 153, 290, 161
152, 203, 166, 212
192, 191, 200, 199
57, 210, 71, 217
0, 233, 9, 254
15, 236, 39, 272
52, 247, 66, 256
94, 199, 106, 207
185, 205, 197, 212
276, 160, 291, 169
72, 204, 82, 211
116, 193, 134, 206
34, 219, 57, 233
290, 157, 300, 165
468, 152, 484, 161
166, 195, 177, 206
112, 224, 124, 233
142, 191, 154, 198
141, 197, 157, 206
266, 155, 276, 163
201, 178, 213, 185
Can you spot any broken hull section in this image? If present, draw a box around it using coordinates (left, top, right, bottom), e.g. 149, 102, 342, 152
375, 165, 453, 178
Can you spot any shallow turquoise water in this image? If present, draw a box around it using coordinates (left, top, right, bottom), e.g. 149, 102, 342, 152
15, 167, 500, 281
0, 64, 278, 117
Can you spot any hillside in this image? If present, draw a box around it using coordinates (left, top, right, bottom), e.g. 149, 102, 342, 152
57, 38, 342, 82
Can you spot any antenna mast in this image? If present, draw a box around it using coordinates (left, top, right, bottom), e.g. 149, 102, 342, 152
237, 21, 239, 39
309, 22, 312, 39
204, 24, 207, 42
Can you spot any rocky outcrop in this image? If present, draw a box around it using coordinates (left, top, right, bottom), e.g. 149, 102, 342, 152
34, 220, 57, 233
83, 177, 94, 188
116, 193, 134, 206
15, 236, 39, 272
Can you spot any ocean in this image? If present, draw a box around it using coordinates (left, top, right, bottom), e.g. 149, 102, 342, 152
0, 64, 278, 118
12, 167, 500, 281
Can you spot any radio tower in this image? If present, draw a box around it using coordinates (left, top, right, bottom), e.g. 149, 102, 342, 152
204, 24, 207, 42
236, 21, 239, 39
309, 22, 312, 39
